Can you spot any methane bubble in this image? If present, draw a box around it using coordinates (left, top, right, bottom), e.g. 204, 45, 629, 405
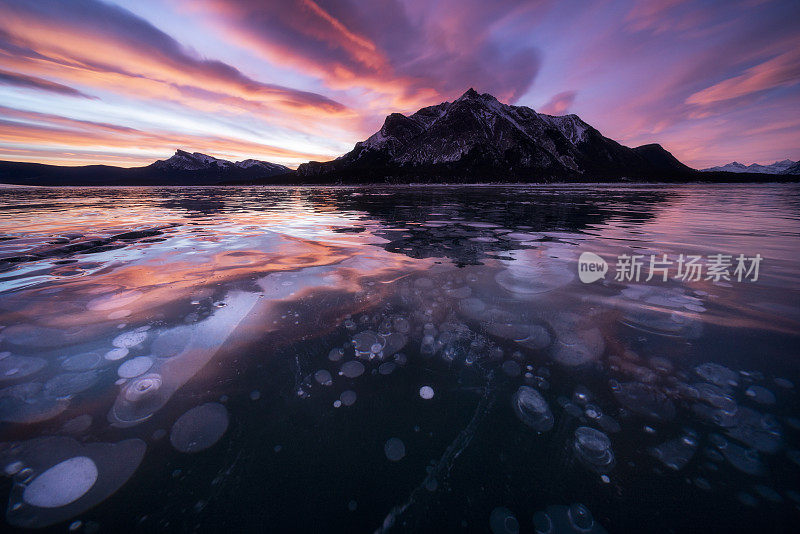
711, 435, 767, 476
314, 369, 333, 386
43, 371, 99, 398
104, 348, 128, 361
649, 432, 698, 471
533, 504, 608, 533
340, 361, 365, 378
574, 427, 615, 473
117, 357, 153, 379
340, 390, 357, 406
489, 507, 519, 534
23, 457, 98, 508
62, 353, 102, 372
328, 348, 344, 362
1, 436, 146, 528
111, 330, 147, 349
0, 383, 68, 423
511, 386, 554, 432
611, 381, 675, 421
0, 355, 46, 382
170, 403, 229, 453
384, 438, 406, 462
724, 407, 783, 453
694, 363, 738, 387
744, 385, 776, 405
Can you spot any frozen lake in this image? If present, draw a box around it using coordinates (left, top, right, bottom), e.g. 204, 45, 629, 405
0, 184, 799, 532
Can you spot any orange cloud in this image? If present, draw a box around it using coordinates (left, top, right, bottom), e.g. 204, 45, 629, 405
191, 0, 541, 113
0, 0, 359, 137
0, 107, 334, 167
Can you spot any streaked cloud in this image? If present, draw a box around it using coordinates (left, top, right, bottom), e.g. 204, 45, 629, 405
687, 49, 800, 106
0, 0, 796, 169
0, 69, 95, 98
181, 0, 543, 108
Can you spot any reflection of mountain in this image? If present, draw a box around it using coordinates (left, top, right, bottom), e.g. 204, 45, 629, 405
160, 194, 227, 217
303, 186, 677, 265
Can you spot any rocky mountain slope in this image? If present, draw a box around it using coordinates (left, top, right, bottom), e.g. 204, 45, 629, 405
784, 161, 800, 175
151, 150, 289, 174
297, 89, 694, 182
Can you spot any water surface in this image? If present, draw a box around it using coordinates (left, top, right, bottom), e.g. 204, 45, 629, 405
0, 184, 799, 533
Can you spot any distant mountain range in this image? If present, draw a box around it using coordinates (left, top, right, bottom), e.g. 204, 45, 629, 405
0, 90, 798, 185
700, 159, 799, 175
151, 150, 289, 174
0, 150, 290, 186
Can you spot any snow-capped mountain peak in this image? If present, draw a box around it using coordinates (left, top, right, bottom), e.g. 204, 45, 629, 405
151, 150, 233, 171
234, 159, 290, 172
297, 88, 691, 180
151, 150, 290, 175
700, 159, 798, 174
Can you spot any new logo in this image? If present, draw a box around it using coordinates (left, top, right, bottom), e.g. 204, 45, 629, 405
578, 252, 608, 283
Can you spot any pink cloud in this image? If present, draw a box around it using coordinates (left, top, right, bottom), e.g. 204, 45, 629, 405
687, 49, 800, 106
540, 91, 577, 115
190, 0, 543, 110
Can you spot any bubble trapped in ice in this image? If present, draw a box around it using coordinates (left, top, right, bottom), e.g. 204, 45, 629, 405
340, 360, 365, 378
573, 426, 615, 473
170, 403, 230, 453
314, 369, 333, 385
117, 356, 154, 379
111, 330, 148, 349
340, 390, 357, 406
384, 438, 406, 461
0, 382, 68, 423
1, 436, 146, 528
489, 507, 519, 534
0, 355, 46, 382
511, 386, 554, 432
649, 432, 698, 471
532, 503, 608, 533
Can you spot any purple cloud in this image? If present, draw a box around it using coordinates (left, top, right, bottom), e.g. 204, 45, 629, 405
0, 68, 94, 98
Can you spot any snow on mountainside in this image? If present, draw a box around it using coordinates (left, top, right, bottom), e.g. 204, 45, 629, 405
539, 114, 590, 144
297, 88, 692, 181
700, 160, 797, 174
235, 159, 286, 171
784, 161, 800, 175
151, 150, 233, 171
151, 150, 290, 174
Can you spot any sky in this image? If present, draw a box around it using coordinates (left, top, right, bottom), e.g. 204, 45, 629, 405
0, 0, 798, 169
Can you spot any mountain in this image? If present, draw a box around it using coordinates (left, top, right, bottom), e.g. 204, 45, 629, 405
296, 88, 695, 182
700, 160, 797, 174
151, 149, 236, 171
781, 161, 800, 175
0, 150, 291, 186
150, 150, 290, 174
1, 108, 797, 185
